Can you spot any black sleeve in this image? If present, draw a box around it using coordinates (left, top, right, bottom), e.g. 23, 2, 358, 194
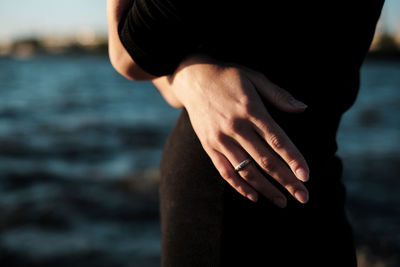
118, 0, 203, 77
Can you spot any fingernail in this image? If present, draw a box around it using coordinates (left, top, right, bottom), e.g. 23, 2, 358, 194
294, 190, 309, 204
295, 168, 309, 182
289, 98, 308, 109
248, 193, 258, 202
273, 196, 287, 208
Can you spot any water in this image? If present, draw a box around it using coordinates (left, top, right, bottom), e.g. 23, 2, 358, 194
0, 55, 176, 266
0, 55, 399, 266
0, 55, 180, 181
337, 60, 400, 261
338, 61, 400, 156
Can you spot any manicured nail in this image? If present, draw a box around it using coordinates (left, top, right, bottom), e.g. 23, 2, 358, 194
273, 196, 287, 208
289, 98, 308, 109
248, 193, 258, 202
294, 190, 309, 204
296, 168, 309, 182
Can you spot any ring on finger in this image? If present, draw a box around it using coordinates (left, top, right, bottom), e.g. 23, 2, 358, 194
234, 158, 252, 172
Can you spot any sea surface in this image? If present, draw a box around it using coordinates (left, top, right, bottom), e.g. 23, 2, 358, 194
0, 55, 399, 266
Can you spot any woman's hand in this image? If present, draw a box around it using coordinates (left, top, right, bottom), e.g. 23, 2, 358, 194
153, 55, 310, 207
107, 0, 310, 208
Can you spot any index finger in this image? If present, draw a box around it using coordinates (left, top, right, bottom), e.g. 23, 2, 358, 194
251, 113, 310, 182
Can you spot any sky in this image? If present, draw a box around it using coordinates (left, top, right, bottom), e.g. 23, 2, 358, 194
0, 0, 108, 41
0, 0, 399, 42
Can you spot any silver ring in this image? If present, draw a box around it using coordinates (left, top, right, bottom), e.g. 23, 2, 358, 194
234, 159, 251, 172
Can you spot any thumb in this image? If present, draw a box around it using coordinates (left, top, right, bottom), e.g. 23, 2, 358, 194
243, 68, 308, 113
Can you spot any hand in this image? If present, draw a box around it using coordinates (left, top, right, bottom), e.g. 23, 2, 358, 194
153, 55, 310, 208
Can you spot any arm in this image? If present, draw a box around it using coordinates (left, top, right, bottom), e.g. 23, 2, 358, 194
107, 1, 310, 206
107, 0, 184, 106
153, 55, 310, 206
107, 0, 155, 80
107, 0, 181, 106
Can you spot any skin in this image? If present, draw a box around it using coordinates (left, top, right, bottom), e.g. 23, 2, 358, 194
107, 0, 310, 208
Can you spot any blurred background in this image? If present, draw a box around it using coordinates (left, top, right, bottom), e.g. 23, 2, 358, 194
0, 1, 399, 266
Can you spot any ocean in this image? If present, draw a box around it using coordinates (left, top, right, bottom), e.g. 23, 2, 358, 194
0, 55, 399, 266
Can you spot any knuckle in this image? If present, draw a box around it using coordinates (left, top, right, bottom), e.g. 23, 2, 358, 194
238, 96, 251, 113
269, 133, 285, 150
220, 168, 235, 180
201, 138, 214, 150
259, 156, 276, 172
287, 158, 299, 170
243, 102, 261, 117
224, 118, 246, 136
236, 94, 262, 118
236, 184, 247, 195
239, 168, 252, 180
260, 157, 275, 171
226, 66, 241, 77
283, 180, 300, 191
247, 67, 266, 81
214, 132, 227, 144
273, 87, 288, 103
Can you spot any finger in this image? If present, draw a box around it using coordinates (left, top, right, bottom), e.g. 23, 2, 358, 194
206, 148, 259, 202
242, 68, 307, 113
218, 141, 288, 207
249, 113, 310, 183
234, 131, 309, 204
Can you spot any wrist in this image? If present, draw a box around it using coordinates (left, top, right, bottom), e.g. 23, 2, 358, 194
169, 56, 219, 108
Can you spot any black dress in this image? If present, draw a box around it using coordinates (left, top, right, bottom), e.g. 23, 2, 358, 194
119, 1, 385, 266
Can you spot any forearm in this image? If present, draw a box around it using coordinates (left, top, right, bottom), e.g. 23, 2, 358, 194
106, 0, 155, 81
152, 77, 183, 108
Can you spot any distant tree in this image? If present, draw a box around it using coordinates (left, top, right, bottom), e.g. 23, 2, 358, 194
368, 34, 400, 59
374, 34, 399, 53
11, 38, 44, 57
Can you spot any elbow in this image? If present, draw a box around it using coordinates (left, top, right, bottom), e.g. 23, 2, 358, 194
109, 49, 155, 81
107, 28, 156, 80
109, 55, 136, 81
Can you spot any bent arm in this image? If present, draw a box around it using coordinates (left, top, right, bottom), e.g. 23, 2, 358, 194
107, 0, 155, 80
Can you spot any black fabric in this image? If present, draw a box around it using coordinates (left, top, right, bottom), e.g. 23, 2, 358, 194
118, 0, 203, 76
161, 110, 357, 267
119, 1, 385, 266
